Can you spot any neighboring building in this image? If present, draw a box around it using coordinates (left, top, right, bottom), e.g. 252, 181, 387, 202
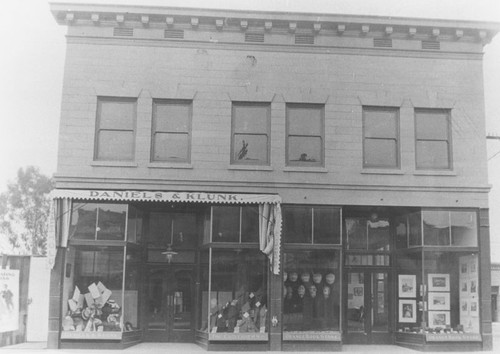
491, 263, 500, 322
48, 2, 499, 351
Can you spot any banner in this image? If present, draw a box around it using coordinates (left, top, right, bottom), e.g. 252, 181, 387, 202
0, 269, 19, 333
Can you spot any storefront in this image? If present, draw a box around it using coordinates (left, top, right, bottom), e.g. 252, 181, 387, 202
48, 189, 485, 351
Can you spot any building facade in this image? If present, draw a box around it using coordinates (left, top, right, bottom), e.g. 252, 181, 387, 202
49, 3, 499, 351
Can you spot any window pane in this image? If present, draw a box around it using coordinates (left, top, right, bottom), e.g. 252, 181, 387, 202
100, 100, 135, 130
63, 247, 124, 333
416, 111, 448, 140
155, 102, 190, 132
153, 132, 189, 161
71, 203, 98, 240
314, 207, 341, 244
172, 213, 198, 248
124, 247, 140, 330
367, 214, 390, 251
288, 136, 321, 164
364, 139, 397, 167
97, 204, 127, 240
283, 206, 312, 243
209, 250, 268, 334
416, 141, 450, 169
283, 250, 340, 332
212, 206, 240, 242
234, 104, 268, 134
148, 212, 172, 247
288, 106, 321, 135
97, 130, 134, 160
345, 218, 367, 250
364, 109, 397, 138
408, 212, 422, 247
451, 211, 478, 247
241, 206, 259, 243
423, 210, 450, 245
233, 134, 268, 163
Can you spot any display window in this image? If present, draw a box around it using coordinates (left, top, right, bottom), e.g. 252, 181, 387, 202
396, 209, 478, 248
206, 249, 268, 337
70, 203, 127, 241
211, 206, 259, 243
345, 213, 390, 250
282, 206, 341, 244
282, 250, 340, 332
61, 246, 126, 338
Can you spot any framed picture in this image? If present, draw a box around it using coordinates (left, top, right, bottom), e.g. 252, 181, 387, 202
460, 263, 467, 274
399, 300, 417, 323
460, 280, 468, 293
470, 280, 477, 294
460, 300, 469, 315
398, 275, 416, 298
428, 311, 450, 328
354, 287, 363, 296
428, 292, 450, 310
428, 274, 450, 292
470, 301, 478, 317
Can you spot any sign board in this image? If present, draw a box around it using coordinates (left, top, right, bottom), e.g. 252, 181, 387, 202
0, 269, 19, 333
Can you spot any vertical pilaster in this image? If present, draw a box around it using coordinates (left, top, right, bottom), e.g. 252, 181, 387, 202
47, 248, 65, 349
479, 209, 492, 351
269, 272, 282, 351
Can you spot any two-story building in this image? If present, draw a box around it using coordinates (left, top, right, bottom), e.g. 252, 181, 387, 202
48, 2, 499, 351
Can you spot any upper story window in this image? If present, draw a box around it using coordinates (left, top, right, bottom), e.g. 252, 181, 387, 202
231, 102, 270, 165
152, 100, 192, 163
415, 109, 452, 170
95, 98, 137, 161
286, 104, 324, 167
363, 107, 399, 168
283, 205, 341, 245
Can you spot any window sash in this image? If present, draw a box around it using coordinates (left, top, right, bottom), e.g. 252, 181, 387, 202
152, 100, 192, 163
363, 107, 399, 168
231, 103, 270, 165
415, 109, 451, 170
286, 104, 324, 167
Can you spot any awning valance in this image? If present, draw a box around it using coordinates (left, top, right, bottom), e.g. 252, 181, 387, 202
51, 189, 281, 204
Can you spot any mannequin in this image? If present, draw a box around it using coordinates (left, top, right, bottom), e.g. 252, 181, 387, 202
300, 272, 312, 290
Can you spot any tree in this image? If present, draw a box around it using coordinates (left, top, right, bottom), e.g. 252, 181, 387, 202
0, 166, 53, 255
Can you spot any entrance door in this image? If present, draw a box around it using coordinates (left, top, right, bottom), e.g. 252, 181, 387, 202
145, 265, 194, 342
345, 270, 391, 344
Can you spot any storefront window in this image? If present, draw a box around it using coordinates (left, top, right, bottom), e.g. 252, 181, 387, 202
123, 247, 140, 331
208, 249, 268, 334
283, 206, 341, 244
126, 206, 143, 243
283, 250, 340, 332
148, 211, 198, 249
70, 203, 127, 241
211, 206, 259, 243
198, 250, 210, 332
423, 252, 480, 334
345, 214, 390, 250
62, 246, 125, 336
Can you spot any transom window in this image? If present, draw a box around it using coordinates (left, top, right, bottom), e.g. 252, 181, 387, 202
363, 107, 399, 168
152, 100, 192, 163
211, 205, 259, 243
283, 205, 341, 244
286, 104, 324, 167
231, 102, 270, 165
95, 97, 136, 161
415, 109, 452, 169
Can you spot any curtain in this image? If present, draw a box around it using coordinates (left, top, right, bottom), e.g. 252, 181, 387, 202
259, 203, 282, 275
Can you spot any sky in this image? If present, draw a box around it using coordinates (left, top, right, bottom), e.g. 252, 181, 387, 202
1, 0, 500, 258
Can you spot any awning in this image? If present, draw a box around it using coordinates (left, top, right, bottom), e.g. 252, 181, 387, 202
48, 189, 282, 274
50, 189, 281, 204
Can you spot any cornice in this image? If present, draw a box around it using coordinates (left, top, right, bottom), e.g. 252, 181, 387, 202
50, 2, 500, 45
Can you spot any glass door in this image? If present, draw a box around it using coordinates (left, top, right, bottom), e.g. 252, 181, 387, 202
145, 265, 194, 342
345, 270, 391, 344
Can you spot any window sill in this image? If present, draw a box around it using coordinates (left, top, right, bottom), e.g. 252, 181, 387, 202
361, 168, 404, 175
228, 165, 273, 171
414, 170, 456, 176
91, 161, 138, 167
283, 166, 328, 173
148, 162, 193, 169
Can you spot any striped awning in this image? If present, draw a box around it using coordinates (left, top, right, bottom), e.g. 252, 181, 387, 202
50, 189, 281, 204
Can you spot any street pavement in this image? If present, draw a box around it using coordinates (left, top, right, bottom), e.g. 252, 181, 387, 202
1, 323, 499, 354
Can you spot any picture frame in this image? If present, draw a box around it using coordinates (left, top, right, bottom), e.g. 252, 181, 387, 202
398, 274, 417, 298
354, 287, 363, 296
470, 280, 477, 294
428, 311, 450, 328
470, 301, 479, 317
428, 292, 450, 311
428, 274, 450, 292
460, 279, 468, 293
460, 263, 467, 274
460, 300, 469, 315
399, 299, 417, 323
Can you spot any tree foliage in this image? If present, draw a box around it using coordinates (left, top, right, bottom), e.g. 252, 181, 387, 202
0, 166, 53, 255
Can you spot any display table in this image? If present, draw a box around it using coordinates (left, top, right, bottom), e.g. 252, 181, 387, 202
395, 332, 482, 351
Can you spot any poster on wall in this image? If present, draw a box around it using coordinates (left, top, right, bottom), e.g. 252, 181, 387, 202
398, 275, 416, 298
0, 269, 19, 333
399, 299, 417, 323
